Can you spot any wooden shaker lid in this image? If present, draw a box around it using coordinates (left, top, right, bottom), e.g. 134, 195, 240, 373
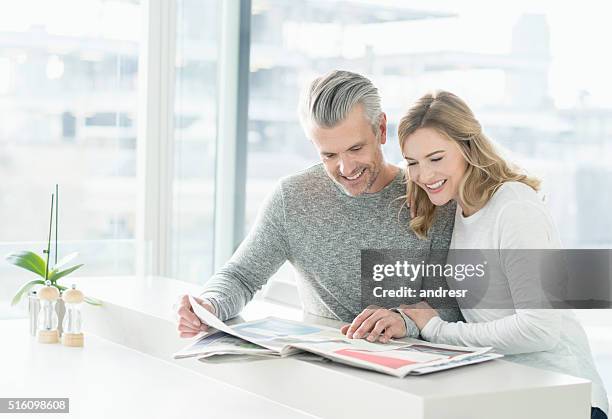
38, 281, 60, 301
62, 284, 84, 304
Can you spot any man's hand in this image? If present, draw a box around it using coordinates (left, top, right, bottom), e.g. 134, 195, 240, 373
340, 306, 406, 343
400, 301, 439, 330
175, 294, 216, 338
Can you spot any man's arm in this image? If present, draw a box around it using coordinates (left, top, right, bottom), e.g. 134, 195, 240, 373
200, 182, 290, 321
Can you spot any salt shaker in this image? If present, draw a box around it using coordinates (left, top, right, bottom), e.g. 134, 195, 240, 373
61, 284, 84, 347
37, 281, 60, 344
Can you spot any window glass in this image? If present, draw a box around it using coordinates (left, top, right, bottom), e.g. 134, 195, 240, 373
0, 0, 141, 316
171, 0, 221, 283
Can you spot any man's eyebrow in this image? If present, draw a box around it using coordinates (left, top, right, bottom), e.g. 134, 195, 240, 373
321, 141, 366, 155
404, 150, 445, 160
346, 141, 366, 151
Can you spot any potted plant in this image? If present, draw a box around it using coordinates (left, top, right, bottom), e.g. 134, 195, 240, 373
6, 250, 99, 306
5, 185, 101, 334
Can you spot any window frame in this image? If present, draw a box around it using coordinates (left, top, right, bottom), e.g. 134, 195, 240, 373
137, 0, 254, 280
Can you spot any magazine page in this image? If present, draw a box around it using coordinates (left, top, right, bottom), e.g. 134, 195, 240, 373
187, 298, 412, 355
230, 317, 412, 355
173, 331, 276, 359
409, 353, 504, 375
289, 339, 495, 378
188, 297, 325, 354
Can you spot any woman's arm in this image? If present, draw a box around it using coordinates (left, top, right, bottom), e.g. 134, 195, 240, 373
411, 198, 563, 354
419, 309, 561, 354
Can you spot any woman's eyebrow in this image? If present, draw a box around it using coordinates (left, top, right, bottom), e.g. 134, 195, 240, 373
404, 149, 445, 160
425, 150, 445, 157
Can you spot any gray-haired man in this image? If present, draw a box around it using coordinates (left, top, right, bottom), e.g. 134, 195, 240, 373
176, 70, 462, 342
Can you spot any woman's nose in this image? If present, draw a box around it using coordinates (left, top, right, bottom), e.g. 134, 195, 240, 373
418, 166, 436, 184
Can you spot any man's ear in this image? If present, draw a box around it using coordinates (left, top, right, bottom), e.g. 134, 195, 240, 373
378, 112, 388, 145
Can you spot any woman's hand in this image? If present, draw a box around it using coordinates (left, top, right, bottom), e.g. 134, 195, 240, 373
400, 301, 439, 330
407, 181, 417, 218
340, 305, 406, 343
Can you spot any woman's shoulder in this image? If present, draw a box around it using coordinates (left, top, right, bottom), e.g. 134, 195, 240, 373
491, 182, 555, 228
488, 181, 543, 211
484, 181, 553, 227
493, 183, 560, 248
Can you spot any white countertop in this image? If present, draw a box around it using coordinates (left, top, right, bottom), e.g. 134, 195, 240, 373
12, 276, 594, 419
0, 319, 315, 419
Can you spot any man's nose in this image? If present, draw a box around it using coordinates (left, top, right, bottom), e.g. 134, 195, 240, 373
339, 156, 357, 176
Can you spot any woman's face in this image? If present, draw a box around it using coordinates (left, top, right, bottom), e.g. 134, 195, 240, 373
402, 127, 468, 207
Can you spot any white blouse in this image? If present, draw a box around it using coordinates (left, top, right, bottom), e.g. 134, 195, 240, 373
421, 182, 608, 413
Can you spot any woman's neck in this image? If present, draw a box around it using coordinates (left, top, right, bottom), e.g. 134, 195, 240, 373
456, 198, 482, 218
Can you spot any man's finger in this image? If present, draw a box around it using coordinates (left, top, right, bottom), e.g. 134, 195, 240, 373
354, 309, 388, 339
340, 324, 350, 335
346, 308, 376, 338
380, 327, 395, 343
178, 324, 209, 334
177, 306, 201, 327
178, 320, 209, 334
179, 331, 199, 338
367, 317, 391, 342
178, 318, 199, 331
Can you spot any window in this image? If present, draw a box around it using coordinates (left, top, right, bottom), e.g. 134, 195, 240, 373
0, 0, 141, 316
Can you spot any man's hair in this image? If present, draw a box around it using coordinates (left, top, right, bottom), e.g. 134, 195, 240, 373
299, 70, 382, 134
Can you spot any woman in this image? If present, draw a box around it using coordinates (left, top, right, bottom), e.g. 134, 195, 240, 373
397, 90, 608, 418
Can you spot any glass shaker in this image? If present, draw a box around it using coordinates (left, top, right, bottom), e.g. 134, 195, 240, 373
62, 284, 84, 347
37, 280, 60, 344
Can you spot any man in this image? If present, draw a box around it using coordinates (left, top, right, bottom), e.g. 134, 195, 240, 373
176, 70, 462, 342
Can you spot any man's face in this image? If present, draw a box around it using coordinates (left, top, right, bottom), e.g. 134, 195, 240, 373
308, 104, 387, 196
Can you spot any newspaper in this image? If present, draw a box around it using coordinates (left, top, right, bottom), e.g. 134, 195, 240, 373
174, 296, 501, 377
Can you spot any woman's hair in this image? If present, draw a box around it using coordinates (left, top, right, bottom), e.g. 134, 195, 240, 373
398, 90, 540, 239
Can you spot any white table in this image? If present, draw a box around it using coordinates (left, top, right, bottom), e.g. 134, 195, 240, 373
7, 276, 593, 419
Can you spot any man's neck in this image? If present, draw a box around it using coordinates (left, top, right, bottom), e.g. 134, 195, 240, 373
368, 163, 399, 193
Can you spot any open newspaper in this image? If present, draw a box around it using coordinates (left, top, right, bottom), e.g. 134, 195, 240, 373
174, 296, 502, 377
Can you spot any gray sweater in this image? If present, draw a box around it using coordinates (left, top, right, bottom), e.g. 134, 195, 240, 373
201, 164, 463, 336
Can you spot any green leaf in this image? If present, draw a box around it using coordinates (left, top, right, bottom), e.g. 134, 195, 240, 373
48, 264, 83, 283
84, 296, 103, 306
11, 279, 45, 306
5, 251, 47, 278
52, 252, 79, 272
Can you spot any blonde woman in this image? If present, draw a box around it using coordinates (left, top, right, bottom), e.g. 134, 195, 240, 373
397, 91, 608, 418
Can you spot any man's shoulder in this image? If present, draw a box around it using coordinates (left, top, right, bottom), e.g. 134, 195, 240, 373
278, 163, 333, 193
